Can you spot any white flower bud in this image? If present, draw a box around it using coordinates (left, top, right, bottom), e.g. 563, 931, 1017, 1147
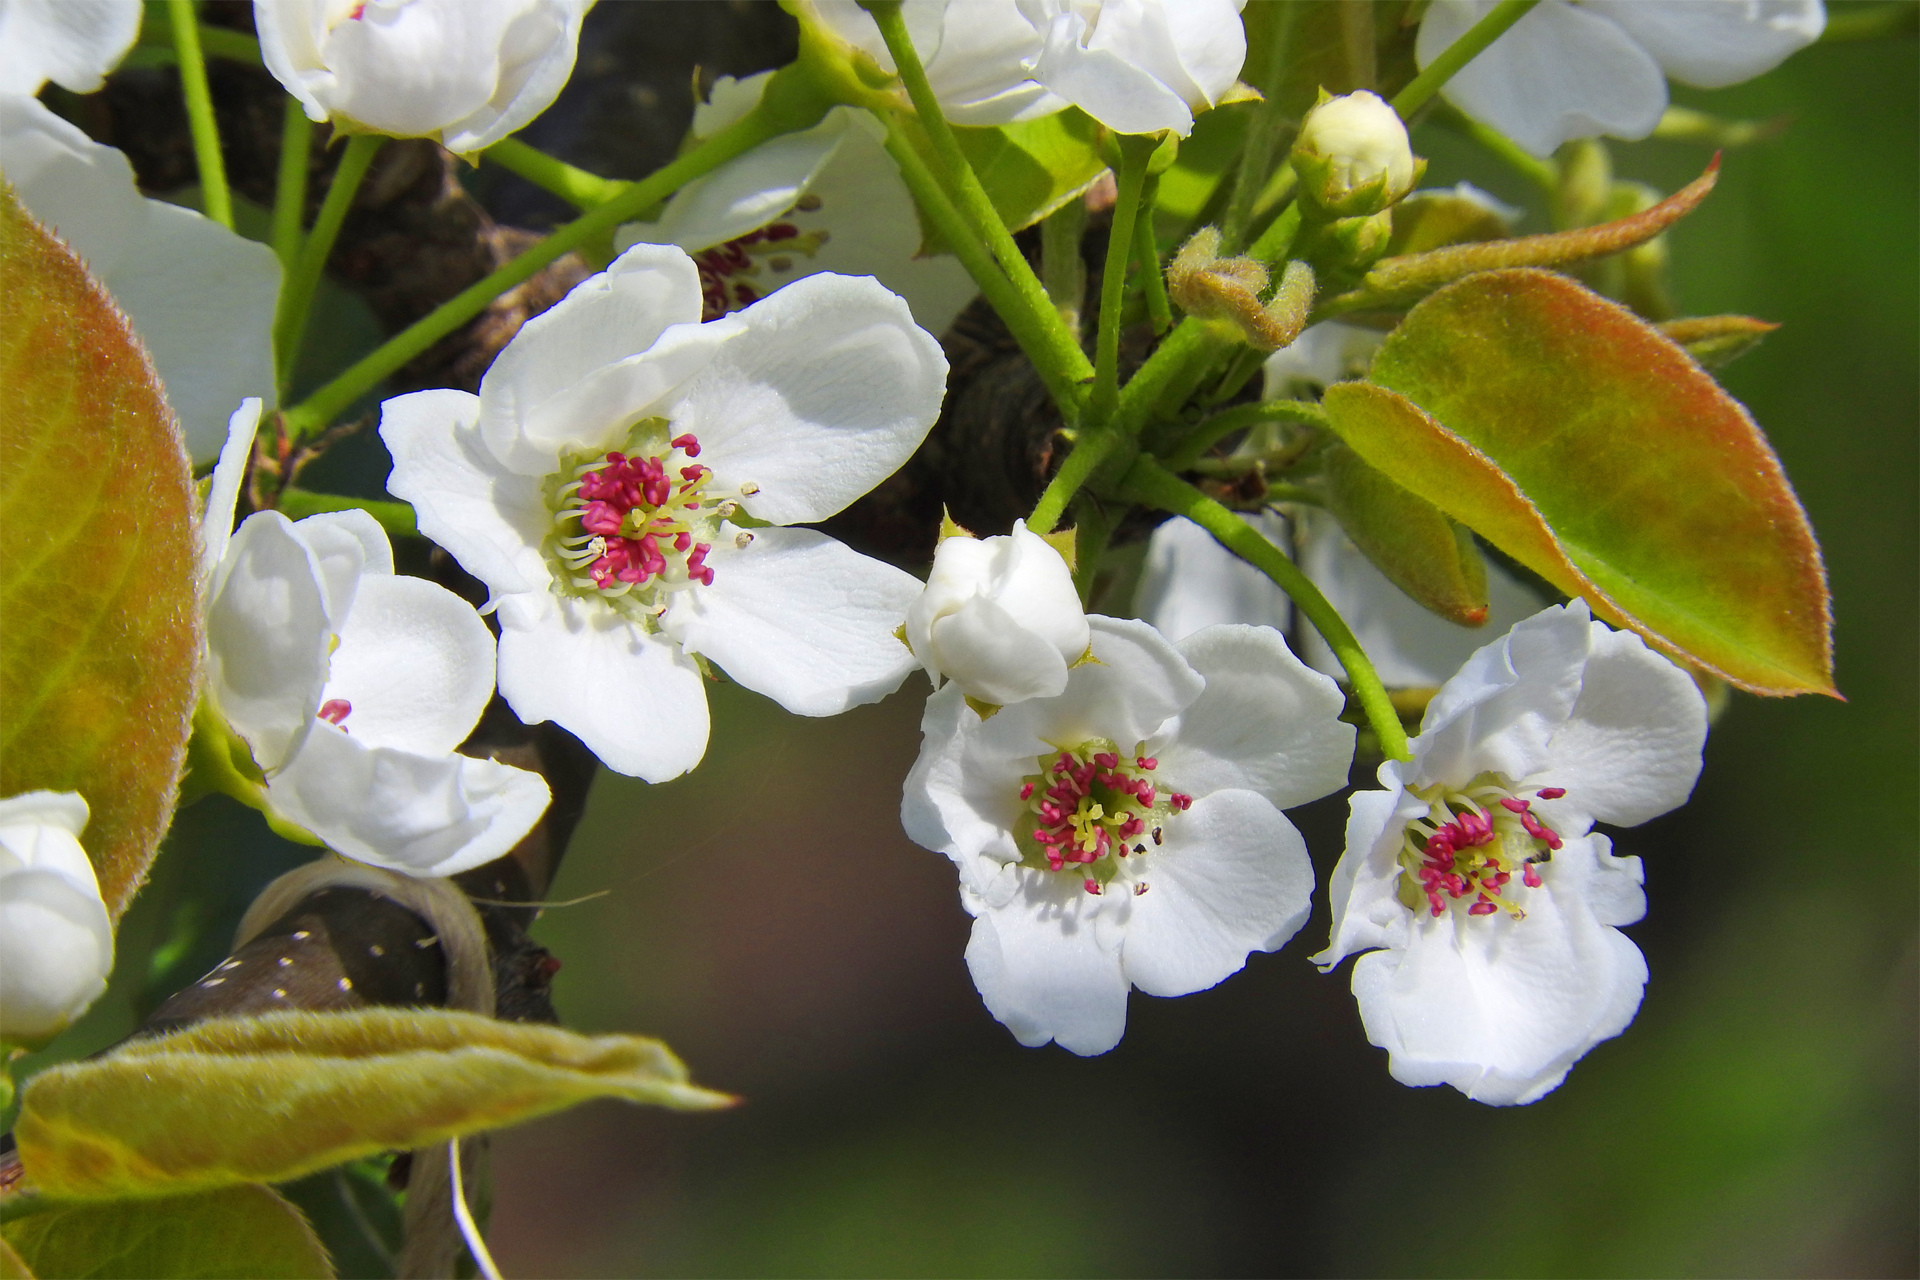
905, 524, 1090, 707
1293, 90, 1419, 217
0, 791, 111, 1047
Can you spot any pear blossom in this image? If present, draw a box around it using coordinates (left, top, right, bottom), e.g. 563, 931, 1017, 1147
1418, 0, 1825, 157
903, 616, 1354, 1055
254, 0, 590, 154
203, 402, 551, 877
803, 0, 1249, 137
1136, 511, 1291, 642
0, 0, 140, 96
1312, 601, 1708, 1105
1292, 90, 1419, 216
616, 72, 976, 335
0, 791, 112, 1046
381, 244, 948, 783
905, 522, 1089, 706
0, 94, 280, 463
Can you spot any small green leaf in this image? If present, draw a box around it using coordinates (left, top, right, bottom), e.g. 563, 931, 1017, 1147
920, 111, 1106, 254
0, 181, 200, 919
14, 1008, 732, 1201
1321, 269, 1833, 696
1322, 442, 1490, 626
2, 1185, 330, 1279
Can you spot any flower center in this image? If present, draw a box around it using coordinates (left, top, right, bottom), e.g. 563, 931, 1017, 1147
1014, 739, 1192, 896
695, 206, 831, 320
543, 417, 756, 625
1395, 773, 1566, 920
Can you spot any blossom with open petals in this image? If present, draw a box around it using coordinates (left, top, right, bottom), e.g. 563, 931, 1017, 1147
382, 245, 948, 782
617, 71, 975, 334
1418, 0, 1825, 157
202, 403, 551, 877
255, 0, 589, 154
0, 94, 279, 463
904, 616, 1353, 1055
804, 0, 1248, 137
0, 0, 139, 96
1312, 601, 1708, 1104
0, 791, 111, 1046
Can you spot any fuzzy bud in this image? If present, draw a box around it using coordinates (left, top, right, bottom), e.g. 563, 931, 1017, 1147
1293, 90, 1419, 217
905, 523, 1090, 707
0, 791, 111, 1047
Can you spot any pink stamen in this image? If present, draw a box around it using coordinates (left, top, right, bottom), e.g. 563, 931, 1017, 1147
670, 433, 701, 456
1536, 786, 1566, 800
318, 698, 351, 726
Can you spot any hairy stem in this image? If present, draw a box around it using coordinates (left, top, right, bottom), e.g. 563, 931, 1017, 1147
166, 0, 232, 230
1391, 0, 1541, 119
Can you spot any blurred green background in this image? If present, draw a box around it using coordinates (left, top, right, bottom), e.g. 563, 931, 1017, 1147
483, 14, 1919, 1279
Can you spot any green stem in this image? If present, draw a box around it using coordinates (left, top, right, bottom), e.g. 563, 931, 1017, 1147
1090, 135, 1156, 427
166, 0, 232, 230
1071, 498, 1113, 607
1112, 317, 1225, 441
270, 99, 312, 276
275, 133, 383, 400
1391, 0, 1541, 120
278, 488, 418, 537
1027, 429, 1125, 534
1134, 175, 1171, 334
865, 1, 1091, 410
1434, 103, 1557, 192
1040, 195, 1088, 336
283, 80, 823, 439
1245, 200, 1303, 267
1220, 1, 1299, 253
138, 11, 263, 64
484, 136, 630, 210
878, 112, 1085, 415
1159, 399, 1331, 472
1118, 456, 1409, 761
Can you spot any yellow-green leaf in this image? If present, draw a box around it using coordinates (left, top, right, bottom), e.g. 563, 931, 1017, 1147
1322, 269, 1833, 696
0, 180, 199, 918
919, 110, 1106, 254
0, 1234, 29, 1280
1322, 442, 1490, 626
2, 1185, 330, 1279
14, 1008, 732, 1201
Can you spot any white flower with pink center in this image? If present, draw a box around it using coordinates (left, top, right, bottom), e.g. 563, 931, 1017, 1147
904, 616, 1354, 1055
1313, 600, 1709, 1105
202, 402, 552, 878
380, 243, 949, 783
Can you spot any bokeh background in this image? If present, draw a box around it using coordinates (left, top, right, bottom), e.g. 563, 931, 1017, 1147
11, 4, 1914, 1277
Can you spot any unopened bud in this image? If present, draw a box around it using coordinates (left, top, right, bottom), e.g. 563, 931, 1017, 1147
1293, 90, 1419, 218
1321, 210, 1395, 272
1168, 229, 1316, 352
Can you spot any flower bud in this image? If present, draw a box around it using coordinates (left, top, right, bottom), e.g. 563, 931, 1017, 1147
905, 523, 1090, 707
0, 791, 111, 1047
1292, 90, 1419, 217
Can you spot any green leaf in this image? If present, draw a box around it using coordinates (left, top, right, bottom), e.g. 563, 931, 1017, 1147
1321, 269, 1834, 696
14, 1008, 732, 1200
0, 181, 200, 919
1322, 442, 1490, 626
2, 1185, 331, 1279
920, 111, 1106, 254
0, 1234, 30, 1280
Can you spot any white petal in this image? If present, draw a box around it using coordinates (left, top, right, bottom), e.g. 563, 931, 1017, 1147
985, 615, 1202, 754
1156, 624, 1354, 808
0, 790, 89, 847
267, 724, 551, 878
1418, 0, 1668, 156
287, 508, 389, 621
1032, 10, 1195, 135
1292, 507, 1545, 690
379, 388, 551, 605
0, 93, 158, 277
622, 114, 848, 255
1583, 0, 1824, 88
495, 598, 710, 782
1348, 833, 1648, 1105
478, 242, 707, 467
1263, 321, 1385, 399
920, 0, 1053, 121
207, 512, 331, 773
928, 594, 1072, 704
691, 71, 774, 137
1536, 622, 1707, 828
0, 0, 140, 95
1136, 513, 1292, 642
665, 525, 920, 717
1155, 0, 1250, 107
1313, 784, 1423, 969
316, 0, 511, 137
199, 399, 263, 586
324, 574, 497, 756
963, 871, 1131, 1054
667, 272, 948, 526
1120, 789, 1313, 998
253, 0, 332, 125
0, 867, 113, 1042
441, 0, 591, 153
902, 683, 991, 855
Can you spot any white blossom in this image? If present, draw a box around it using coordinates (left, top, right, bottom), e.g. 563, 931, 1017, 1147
1312, 601, 1708, 1105
616, 71, 976, 335
1418, 0, 1825, 157
0, 0, 140, 96
254, 0, 590, 154
382, 245, 948, 783
1136, 512, 1292, 642
203, 403, 551, 877
0, 94, 280, 464
0, 791, 111, 1046
905, 522, 1089, 706
904, 616, 1354, 1055
804, 0, 1249, 137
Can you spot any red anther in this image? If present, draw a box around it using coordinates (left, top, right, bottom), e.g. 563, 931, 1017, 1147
1468, 900, 1499, 916
1019, 782, 1035, 800
766, 222, 800, 240
1499, 797, 1529, 813
318, 699, 352, 726
670, 433, 701, 456
1093, 752, 1119, 768
1136, 756, 1157, 769
1523, 864, 1543, 888
1083, 879, 1101, 895
673, 531, 692, 551
1171, 793, 1192, 811
734, 284, 759, 305
536, 954, 563, 979
1536, 787, 1566, 800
